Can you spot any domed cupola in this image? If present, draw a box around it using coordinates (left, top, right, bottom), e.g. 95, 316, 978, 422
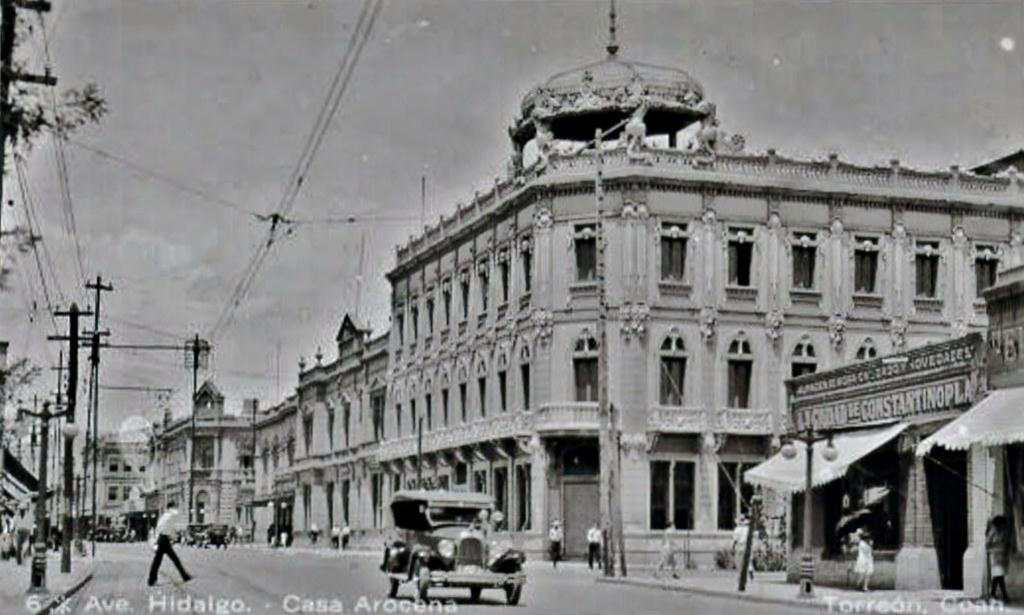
509, 1, 725, 163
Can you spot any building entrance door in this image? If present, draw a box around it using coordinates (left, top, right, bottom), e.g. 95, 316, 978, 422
924, 448, 969, 590
563, 479, 599, 559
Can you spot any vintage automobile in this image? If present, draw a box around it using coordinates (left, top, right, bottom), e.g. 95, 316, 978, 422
380, 490, 526, 605
206, 524, 230, 548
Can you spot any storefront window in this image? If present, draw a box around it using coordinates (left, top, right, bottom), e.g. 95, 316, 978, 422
1002, 443, 1024, 551
718, 462, 755, 530
824, 443, 901, 555
650, 459, 695, 530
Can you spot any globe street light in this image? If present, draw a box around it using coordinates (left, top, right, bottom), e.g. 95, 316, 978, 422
781, 426, 836, 599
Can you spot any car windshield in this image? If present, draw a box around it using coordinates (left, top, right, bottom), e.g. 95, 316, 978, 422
425, 506, 484, 526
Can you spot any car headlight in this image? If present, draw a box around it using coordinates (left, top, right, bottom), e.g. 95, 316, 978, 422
438, 539, 455, 559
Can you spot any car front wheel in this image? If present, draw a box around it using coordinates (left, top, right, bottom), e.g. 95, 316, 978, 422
506, 584, 522, 606
469, 588, 482, 603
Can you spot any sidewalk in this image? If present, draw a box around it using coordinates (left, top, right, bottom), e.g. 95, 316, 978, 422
597, 570, 1022, 614
0, 551, 97, 615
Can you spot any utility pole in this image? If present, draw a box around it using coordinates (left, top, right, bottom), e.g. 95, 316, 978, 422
50, 303, 89, 572
594, 127, 614, 577
185, 334, 210, 525
85, 276, 113, 557
0, 0, 57, 237
416, 416, 423, 489
0, 341, 8, 513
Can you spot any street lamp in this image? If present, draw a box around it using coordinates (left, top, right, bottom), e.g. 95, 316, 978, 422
18, 401, 75, 593
780, 426, 837, 599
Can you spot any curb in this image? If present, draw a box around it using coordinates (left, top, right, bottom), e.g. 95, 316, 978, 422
32, 568, 95, 615
595, 576, 832, 612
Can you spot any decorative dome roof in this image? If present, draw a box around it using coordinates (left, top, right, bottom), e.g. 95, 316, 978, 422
512, 47, 711, 147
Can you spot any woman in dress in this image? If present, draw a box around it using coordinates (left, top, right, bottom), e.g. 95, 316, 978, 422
854, 528, 874, 592
987, 515, 1010, 603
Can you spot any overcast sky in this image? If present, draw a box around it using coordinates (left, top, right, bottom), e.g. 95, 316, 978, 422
1, 0, 1022, 435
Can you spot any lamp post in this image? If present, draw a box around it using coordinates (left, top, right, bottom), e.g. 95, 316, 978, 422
0, 341, 8, 511
780, 426, 837, 599
18, 401, 76, 594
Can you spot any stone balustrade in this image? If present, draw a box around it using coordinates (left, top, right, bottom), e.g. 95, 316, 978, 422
648, 405, 706, 433
531, 402, 600, 433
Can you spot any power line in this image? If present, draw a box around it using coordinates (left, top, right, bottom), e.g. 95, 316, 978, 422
15, 158, 67, 308
67, 139, 263, 220
14, 159, 61, 329
208, 0, 382, 341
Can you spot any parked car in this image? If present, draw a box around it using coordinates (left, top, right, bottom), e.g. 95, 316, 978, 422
185, 524, 209, 547
206, 524, 229, 548
380, 490, 526, 605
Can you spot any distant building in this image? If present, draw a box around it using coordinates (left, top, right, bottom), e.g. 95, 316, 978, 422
82, 432, 149, 532
145, 381, 255, 528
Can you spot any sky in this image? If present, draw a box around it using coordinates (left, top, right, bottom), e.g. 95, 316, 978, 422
0, 0, 1022, 436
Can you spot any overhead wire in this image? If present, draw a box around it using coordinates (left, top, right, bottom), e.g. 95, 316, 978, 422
208, 0, 382, 341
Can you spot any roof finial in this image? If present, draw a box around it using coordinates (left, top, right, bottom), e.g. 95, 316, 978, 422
606, 0, 619, 56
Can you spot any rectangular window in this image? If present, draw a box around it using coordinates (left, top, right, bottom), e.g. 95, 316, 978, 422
441, 388, 450, 426
371, 390, 385, 441
122, 486, 131, 500
343, 403, 351, 448
442, 282, 452, 328
396, 403, 402, 438
915, 241, 940, 298
728, 360, 752, 408
728, 240, 754, 287
976, 254, 999, 297
473, 469, 488, 493
718, 462, 754, 530
493, 467, 508, 518
459, 383, 468, 422
574, 357, 599, 402
304, 416, 314, 455
791, 233, 817, 290
108, 486, 118, 502
672, 461, 696, 530
478, 377, 487, 417
327, 411, 335, 451
520, 364, 531, 410
498, 371, 508, 412
426, 297, 435, 334
522, 250, 533, 292
425, 394, 433, 431
659, 357, 686, 406
124, 464, 132, 473
791, 361, 816, 379
410, 400, 418, 434
660, 223, 687, 282
478, 265, 490, 312
516, 464, 532, 531
109, 462, 118, 473
854, 236, 879, 293
395, 310, 405, 345
499, 260, 510, 304
650, 461, 670, 530
460, 272, 470, 321
325, 482, 335, 529
410, 303, 419, 341
371, 474, 382, 528
341, 479, 350, 525
575, 225, 597, 281
455, 463, 468, 485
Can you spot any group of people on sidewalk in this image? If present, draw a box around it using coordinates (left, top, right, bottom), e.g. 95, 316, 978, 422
0, 501, 35, 565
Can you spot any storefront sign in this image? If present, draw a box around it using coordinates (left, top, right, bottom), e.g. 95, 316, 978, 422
793, 375, 975, 432
792, 336, 979, 399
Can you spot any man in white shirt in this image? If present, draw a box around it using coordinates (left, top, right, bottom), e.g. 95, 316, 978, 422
586, 525, 602, 570
148, 505, 192, 586
548, 520, 563, 569
341, 523, 351, 550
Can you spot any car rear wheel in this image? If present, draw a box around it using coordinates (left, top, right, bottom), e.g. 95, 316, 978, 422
387, 578, 399, 599
469, 587, 482, 603
506, 584, 523, 606
413, 561, 429, 602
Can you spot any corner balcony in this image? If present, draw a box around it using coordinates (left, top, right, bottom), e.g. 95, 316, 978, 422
375, 411, 533, 462
532, 402, 600, 434
648, 406, 706, 433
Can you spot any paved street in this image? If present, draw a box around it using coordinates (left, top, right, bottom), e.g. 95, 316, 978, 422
55, 544, 813, 615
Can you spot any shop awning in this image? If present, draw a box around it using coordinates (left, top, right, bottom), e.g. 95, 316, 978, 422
744, 422, 908, 493
916, 387, 1024, 456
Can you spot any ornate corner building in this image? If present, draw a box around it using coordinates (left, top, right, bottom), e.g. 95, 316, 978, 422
246, 37, 1024, 568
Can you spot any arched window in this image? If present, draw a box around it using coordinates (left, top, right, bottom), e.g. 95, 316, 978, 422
573, 331, 599, 402
791, 340, 818, 378
855, 339, 878, 362
726, 336, 753, 409
659, 332, 687, 406
519, 337, 532, 411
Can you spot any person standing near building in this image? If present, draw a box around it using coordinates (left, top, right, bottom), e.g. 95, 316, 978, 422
310, 522, 319, 545
147, 504, 192, 587
331, 524, 340, 549
548, 520, 563, 569
14, 500, 33, 565
341, 522, 351, 550
987, 516, 1010, 603
586, 524, 602, 570
854, 528, 874, 592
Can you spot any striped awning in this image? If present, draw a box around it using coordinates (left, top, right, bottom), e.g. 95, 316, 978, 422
917, 387, 1024, 456
744, 422, 908, 493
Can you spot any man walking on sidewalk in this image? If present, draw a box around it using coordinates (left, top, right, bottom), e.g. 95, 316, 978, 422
14, 500, 33, 566
587, 524, 602, 570
148, 504, 192, 587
